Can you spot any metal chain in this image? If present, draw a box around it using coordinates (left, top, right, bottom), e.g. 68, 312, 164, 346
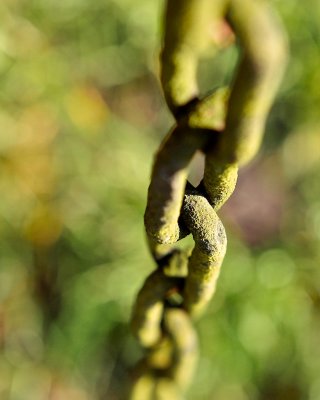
130, 0, 287, 398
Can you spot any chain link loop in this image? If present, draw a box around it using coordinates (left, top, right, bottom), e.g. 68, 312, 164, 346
130, 0, 287, 398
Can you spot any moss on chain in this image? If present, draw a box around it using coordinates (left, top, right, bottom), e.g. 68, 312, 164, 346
164, 309, 198, 389
219, 0, 288, 165
132, 0, 287, 398
144, 125, 212, 244
130, 374, 183, 400
203, 158, 238, 210
144, 89, 230, 245
186, 87, 228, 131
161, 0, 288, 165
161, 0, 228, 114
182, 186, 227, 317
130, 286, 199, 399
131, 270, 183, 348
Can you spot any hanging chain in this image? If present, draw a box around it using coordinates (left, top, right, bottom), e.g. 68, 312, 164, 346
130, 0, 287, 398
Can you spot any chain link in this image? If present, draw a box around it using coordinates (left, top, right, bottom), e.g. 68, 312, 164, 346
130, 0, 287, 398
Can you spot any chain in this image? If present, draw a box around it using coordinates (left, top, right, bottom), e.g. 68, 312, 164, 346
130, 0, 287, 398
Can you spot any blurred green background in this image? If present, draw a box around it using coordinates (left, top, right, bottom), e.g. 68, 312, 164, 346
0, 0, 320, 399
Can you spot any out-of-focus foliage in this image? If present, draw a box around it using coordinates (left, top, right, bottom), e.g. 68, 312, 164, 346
0, 0, 319, 399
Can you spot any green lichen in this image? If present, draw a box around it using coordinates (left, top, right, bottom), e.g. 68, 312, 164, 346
161, 0, 228, 113
144, 125, 210, 245
161, 0, 288, 164
182, 187, 227, 317
132, 0, 288, 397
219, 0, 288, 165
144, 88, 232, 246
203, 158, 238, 210
131, 270, 182, 348
164, 309, 198, 389
187, 87, 229, 131
130, 285, 198, 400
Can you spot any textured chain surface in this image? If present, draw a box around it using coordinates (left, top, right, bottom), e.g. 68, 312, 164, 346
130, 0, 287, 398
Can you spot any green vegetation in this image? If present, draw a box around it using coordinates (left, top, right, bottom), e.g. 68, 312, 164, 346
0, 0, 320, 399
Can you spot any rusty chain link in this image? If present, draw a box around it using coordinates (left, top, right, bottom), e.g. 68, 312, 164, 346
130, 0, 287, 398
